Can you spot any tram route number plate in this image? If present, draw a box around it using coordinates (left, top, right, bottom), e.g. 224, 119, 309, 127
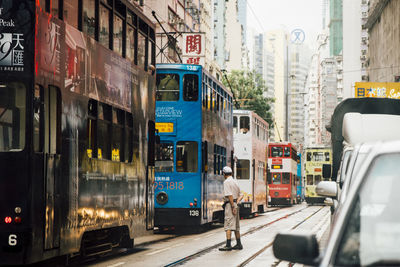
2, 233, 22, 252
189, 210, 199, 217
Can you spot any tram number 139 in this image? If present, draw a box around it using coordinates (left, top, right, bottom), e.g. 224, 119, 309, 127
8, 234, 17, 246
189, 210, 199, 217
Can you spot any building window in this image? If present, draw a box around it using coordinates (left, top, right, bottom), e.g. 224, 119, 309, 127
113, 15, 124, 56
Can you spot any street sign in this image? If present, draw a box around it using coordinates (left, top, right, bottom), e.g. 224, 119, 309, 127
182, 33, 205, 65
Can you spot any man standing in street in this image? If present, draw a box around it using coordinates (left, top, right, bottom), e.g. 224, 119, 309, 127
219, 166, 243, 251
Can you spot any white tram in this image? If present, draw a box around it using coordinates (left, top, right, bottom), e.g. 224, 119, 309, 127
233, 110, 269, 217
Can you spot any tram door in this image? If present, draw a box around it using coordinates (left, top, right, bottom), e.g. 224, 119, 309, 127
252, 159, 255, 210
147, 121, 156, 230
33, 85, 61, 250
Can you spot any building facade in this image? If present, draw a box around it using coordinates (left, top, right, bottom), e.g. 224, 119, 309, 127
366, 0, 400, 82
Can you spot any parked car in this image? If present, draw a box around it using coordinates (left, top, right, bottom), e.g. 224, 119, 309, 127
273, 140, 400, 266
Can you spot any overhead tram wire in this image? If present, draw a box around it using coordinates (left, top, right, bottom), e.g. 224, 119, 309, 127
247, 0, 266, 33
221, 70, 241, 109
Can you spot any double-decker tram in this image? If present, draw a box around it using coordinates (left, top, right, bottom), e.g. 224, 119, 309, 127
154, 64, 233, 229
267, 143, 298, 205
233, 110, 268, 217
0, 1, 156, 265
304, 147, 332, 204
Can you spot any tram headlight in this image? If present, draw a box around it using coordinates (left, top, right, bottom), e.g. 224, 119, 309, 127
156, 191, 168, 205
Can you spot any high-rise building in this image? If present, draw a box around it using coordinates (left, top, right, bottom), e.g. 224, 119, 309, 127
265, 30, 289, 141
253, 33, 275, 140
213, 0, 228, 70
329, 0, 343, 56
225, 0, 245, 71
288, 44, 312, 147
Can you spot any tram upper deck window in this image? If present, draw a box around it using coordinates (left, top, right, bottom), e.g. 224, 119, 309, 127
313, 152, 324, 161
233, 116, 238, 134
0, 83, 26, 152
64, 0, 78, 28
270, 146, 283, 157
83, 0, 95, 39
176, 141, 198, 172
50, 0, 59, 18
324, 152, 330, 161
99, 5, 111, 48
237, 159, 250, 179
113, 15, 123, 56
138, 32, 146, 68
284, 147, 290, 157
183, 74, 199, 101
156, 74, 179, 101
272, 173, 281, 184
306, 152, 312, 161
240, 116, 250, 134
155, 143, 174, 172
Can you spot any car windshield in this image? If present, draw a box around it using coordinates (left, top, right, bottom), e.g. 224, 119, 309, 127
0, 82, 26, 152
335, 153, 400, 266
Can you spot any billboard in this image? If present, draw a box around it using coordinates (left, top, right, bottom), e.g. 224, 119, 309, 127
354, 82, 400, 99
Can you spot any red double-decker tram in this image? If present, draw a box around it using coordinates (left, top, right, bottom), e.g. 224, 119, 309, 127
267, 143, 299, 205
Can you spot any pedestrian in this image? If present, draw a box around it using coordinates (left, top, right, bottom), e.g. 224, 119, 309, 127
219, 166, 243, 251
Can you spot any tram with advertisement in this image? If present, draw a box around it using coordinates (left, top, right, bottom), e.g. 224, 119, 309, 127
233, 110, 269, 217
296, 152, 304, 203
0, 1, 157, 265
154, 64, 234, 229
304, 147, 332, 204
267, 142, 299, 205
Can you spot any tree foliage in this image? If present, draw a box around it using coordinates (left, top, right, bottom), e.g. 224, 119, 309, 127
222, 70, 275, 128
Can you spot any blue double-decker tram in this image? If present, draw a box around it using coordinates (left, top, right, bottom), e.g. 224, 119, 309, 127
154, 64, 234, 229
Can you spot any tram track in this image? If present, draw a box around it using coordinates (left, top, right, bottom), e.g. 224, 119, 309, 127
237, 206, 326, 267
163, 205, 323, 267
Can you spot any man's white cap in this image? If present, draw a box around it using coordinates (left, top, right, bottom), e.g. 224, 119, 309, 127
222, 166, 232, 174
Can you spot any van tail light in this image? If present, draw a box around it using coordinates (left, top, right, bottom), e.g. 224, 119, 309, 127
5, 217, 12, 224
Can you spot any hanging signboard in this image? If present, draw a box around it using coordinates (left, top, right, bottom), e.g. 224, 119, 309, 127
181, 33, 205, 66
354, 82, 400, 99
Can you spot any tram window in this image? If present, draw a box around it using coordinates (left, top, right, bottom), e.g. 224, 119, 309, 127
207, 85, 212, 109
307, 175, 313, 185
272, 173, 281, 184
138, 32, 146, 68
307, 152, 312, 161
83, 0, 95, 39
99, 5, 111, 48
313, 152, 324, 161
282, 173, 290, 184
39, 0, 47, 11
111, 109, 124, 162
155, 143, 174, 172
125, 113, 133, 163
50, 0, 60, 18
176, 141, 198, 173
113, 15, 123, 56
270, 147, 283, 157
156, 74, 179, 101
126, 25, 136, 61
267, 172, 272, 184
240, 116, 250, 134
0, 83, 26, 152
183, 74, 199, 101
315, 175, 321, 185
325, 152, 330, 161
33, 85, 43, 152
284, 147, 290, 157
237, 159, 250, 179
212, 90, 216, 112
64, 0, 78, 28
233, 116, 238, 134
98, 104, 112, 160
149, 40, 155, 67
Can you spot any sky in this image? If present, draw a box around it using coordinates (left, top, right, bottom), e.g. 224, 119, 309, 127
246, 0, 324, 48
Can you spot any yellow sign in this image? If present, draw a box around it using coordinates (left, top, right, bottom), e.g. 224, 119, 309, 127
355, 82, 400, 99
272, 165, 282, 169
156, 122, 174, 133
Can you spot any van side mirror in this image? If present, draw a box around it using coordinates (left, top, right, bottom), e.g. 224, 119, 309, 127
322, 164, 332, 179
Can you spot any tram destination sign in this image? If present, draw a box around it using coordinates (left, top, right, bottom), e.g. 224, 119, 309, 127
355, 82, 400, 99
